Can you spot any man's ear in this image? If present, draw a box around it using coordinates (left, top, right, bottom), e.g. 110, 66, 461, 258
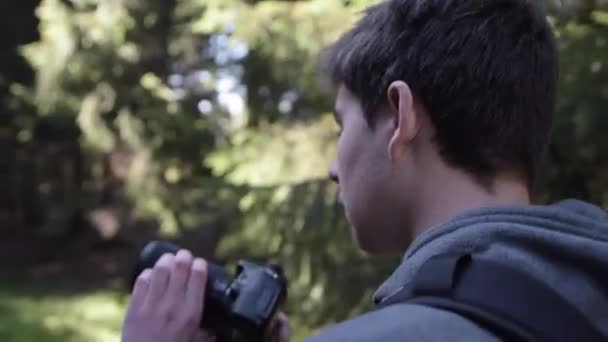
387, 81, 420, 160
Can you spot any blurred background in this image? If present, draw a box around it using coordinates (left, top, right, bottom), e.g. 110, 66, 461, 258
1, 0, 607, 341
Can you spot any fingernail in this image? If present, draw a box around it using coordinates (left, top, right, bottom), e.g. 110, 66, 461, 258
192, 258, 207, 272
176, 249, 192, 261
156, 253, 174, 267
139, 269, 152, 281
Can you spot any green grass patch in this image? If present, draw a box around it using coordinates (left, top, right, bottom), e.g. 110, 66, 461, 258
0, 280, 320, 342
0, 282, 128, 342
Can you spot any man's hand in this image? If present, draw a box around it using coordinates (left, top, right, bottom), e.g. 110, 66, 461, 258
121, 248, 291, 342
122, 249, 208, 342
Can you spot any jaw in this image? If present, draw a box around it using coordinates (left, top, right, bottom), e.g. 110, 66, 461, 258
342, 197, 412, 255
350, 219, 413, 256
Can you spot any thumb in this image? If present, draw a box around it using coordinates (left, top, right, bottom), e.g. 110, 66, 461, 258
266, 312, 290, 342
276, 313, 290, 341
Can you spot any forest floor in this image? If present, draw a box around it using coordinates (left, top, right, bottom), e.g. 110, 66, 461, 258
0, 224, 223, 342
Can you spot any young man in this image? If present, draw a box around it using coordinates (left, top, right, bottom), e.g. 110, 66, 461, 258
122, 0, 608, 341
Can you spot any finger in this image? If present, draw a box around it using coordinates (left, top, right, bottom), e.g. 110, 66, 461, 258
265, 312, 289, 342
266, 316, 279, 339
144, 253, 174, 309
164, 249, 193, 303
276, 313, 290, 342
128, 268, 152, 312
275, 312, 288, 325
271, 313, 290, 342
184, 258, 208, 323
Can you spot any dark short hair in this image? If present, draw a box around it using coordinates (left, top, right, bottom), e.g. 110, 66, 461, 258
323, 0, 558, 188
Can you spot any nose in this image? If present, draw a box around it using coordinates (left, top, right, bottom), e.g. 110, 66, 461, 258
329, 161, 339, 184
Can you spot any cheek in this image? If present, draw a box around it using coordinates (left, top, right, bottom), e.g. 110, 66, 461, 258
334, 132, 360, 216
338, 131, 396, 237
337, 136, 380, 213
335, 130, 359, 187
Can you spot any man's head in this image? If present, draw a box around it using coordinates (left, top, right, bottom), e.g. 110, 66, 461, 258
324, 0, 558, 254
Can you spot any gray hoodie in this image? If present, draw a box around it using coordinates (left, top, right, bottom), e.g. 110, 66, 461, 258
306, 199, 608, 341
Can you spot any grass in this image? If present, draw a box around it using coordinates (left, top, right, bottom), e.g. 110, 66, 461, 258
0, 280, 318, 342
0, 282, 128, 342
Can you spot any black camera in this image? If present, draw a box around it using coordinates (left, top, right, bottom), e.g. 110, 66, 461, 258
130, 241, 288, 342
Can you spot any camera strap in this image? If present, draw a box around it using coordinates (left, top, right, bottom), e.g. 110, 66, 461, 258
377, 253, 606, 342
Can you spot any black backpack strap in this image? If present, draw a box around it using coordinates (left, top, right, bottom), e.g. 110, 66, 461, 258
378, 254, 606, 342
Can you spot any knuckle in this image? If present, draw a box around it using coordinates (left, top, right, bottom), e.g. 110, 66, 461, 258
183, 315, 199, 330
134, 277, 149, 289
154, 264, 171, 274
134, 269, 151, 287
165, 309, 177, 322
174, 259, 190, 274
190, 268, 207, 283
159, 306, 176, 322
181, 306, 201, 325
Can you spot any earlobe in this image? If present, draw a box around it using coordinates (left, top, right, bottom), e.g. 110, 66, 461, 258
387, 81, 418, 161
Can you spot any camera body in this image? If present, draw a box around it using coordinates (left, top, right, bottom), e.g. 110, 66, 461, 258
131, 241, 287, 342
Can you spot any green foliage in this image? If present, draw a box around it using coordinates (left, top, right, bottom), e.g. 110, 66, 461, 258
14, 1, 390, 338
540, 9, 608, 204
206, 114, 338, 186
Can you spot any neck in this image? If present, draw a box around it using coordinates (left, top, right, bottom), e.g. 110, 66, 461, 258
409, 168, 530, 238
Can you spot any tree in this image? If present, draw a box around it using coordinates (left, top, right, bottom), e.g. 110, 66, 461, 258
540, 6, 608, 205
14, 0, 392, 338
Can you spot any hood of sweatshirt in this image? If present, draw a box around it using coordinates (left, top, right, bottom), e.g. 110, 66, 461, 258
373, 199, 608, 336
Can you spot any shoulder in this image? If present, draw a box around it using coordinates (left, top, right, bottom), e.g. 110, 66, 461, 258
305, 303, 500, 342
